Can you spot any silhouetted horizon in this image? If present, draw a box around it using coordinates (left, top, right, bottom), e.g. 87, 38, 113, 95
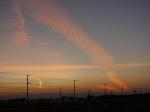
0, 93, 150, 112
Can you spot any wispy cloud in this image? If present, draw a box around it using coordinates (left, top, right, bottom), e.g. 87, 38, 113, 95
13, 74, 68, 79
23, 0, 113, 65
0, 64, 100, 72
10, 0, 28, 46
112, 63, 150, 68
38, 78, 42, 88
107, 72, 128, 89
0, 63, 149, 72
23, 0, 127, 88
101, 63, 150, 69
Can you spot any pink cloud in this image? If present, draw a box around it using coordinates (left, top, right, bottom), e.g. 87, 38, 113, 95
10, 0, 28, 46
18, 0, 128, 89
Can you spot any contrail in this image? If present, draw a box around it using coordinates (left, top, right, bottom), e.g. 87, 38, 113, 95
23, 0, 128, 89
23, 0, 113, 65
10, 0, 28, 46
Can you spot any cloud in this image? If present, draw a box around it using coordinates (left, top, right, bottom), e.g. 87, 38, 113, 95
22, 0, 128, 88
23, 0, 113, 65
13, 74, 68, 79
1, 63, 149, 72
0, 64, 100, 72
10, 0, 28, 46
112, 63, 150, 68
38, 78, 42, 88
107, 72, 128, 89
101, 63, 150, 69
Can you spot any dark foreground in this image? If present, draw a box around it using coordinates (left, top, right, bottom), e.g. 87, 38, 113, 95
0, 94, 150, 112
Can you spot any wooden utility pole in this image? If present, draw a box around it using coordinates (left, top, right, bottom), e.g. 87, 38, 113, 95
121, 88, 124, 95
88, 89, 91, 96
104, 83, 107, 95
59, 87, 62, 98
26, 74, 31, 104
73, 80, 76, 97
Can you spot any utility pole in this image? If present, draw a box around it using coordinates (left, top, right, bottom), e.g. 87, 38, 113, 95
104, 83, 107, 95
26, 74, 31, 104
59, 87, 62, 98
121, 88, 124, 95
110, 90, 113, 95
73, 80, 76, 97
88, 89, 91, 96
133, 88, 137, 95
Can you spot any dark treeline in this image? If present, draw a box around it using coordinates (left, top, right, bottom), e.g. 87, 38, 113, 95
0, 93, 150, 112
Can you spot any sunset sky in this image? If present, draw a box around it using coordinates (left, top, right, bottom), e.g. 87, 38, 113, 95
0, 0, 150, 98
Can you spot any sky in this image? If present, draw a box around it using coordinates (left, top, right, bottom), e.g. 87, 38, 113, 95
0, 0, 150, 98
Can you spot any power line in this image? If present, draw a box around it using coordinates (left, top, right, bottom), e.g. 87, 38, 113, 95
0, 83, 26, 84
